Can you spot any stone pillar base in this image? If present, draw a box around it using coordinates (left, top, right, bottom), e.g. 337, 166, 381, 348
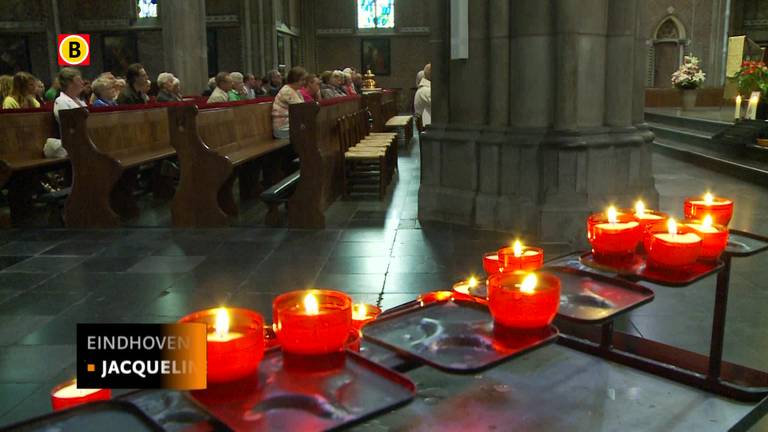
418, 124, 658, 247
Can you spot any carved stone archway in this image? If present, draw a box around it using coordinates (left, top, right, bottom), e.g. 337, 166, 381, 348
648, 16, 689, 88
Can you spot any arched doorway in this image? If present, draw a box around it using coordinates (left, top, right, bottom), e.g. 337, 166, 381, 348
650, 16, 688, 88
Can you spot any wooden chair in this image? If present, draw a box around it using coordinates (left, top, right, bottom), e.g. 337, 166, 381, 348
338, 114, 388, 199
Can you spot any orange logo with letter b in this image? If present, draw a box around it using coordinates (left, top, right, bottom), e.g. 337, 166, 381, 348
58, 34, 90, 66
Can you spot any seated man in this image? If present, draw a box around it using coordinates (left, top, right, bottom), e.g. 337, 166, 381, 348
414, 63, 432, 127
117, 63, 149, 105
207, 72, 233, 104
156, 72, 182, 102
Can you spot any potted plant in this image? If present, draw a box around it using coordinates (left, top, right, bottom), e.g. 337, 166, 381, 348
733, 60, 768, 120
671, 55, 706, 110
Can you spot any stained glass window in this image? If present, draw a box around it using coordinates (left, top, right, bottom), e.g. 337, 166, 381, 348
358, 0, 395, 29
138, 0, 158, 19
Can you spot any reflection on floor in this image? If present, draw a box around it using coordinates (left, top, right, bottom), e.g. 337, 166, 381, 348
0, 136, 766, 430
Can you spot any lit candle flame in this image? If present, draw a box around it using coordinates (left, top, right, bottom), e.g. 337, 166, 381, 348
304, 293, 319, 315
352, 303, 367, 321
703, 214, 713, 229
513, 240, 523, 257
635, 200, 645, 216
468, 276, 478, 288
520, 273, 538, 294
704, 192, 714, 205
607, 206, 618, 224
667, 218, 678, 236
214, 308, 229, 339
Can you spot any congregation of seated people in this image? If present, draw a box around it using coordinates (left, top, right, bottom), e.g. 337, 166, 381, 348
2, 64, 369, 139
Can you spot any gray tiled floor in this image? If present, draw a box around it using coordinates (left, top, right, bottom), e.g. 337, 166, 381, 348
0, 136, 767, 430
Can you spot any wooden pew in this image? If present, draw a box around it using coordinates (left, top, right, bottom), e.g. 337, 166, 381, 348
60, 106, 175, 228
167, 101, 291, 227
0, 108, 67, 225
288, 96, 362, 228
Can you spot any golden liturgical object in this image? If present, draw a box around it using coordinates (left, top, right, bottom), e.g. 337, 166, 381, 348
363, 69, 377, 90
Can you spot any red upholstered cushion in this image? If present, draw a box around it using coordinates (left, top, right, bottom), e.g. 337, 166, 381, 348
196, 96, 274, 110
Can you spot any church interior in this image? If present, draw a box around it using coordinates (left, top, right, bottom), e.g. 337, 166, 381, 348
1, 0, 768, 430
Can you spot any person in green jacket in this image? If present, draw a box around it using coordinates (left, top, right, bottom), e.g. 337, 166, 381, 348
227, 72, 247, 101
44, 78, 60, 101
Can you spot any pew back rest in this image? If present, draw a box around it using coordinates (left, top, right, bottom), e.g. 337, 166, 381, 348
0, 111, 58, 161
232, 102, 275, 148
86, 108, 171, 155
288, 97, 362, 227
196, 108, 238, 151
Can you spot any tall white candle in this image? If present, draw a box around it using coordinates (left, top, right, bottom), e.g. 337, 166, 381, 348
735, 95, 742, 120
747, 93, 760, 120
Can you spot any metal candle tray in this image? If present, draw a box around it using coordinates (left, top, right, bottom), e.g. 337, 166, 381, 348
119, 389, 231, 431
726, 230, 768, 257
189, 348, 415, 431
579, 252, 723, 287
363, 298, 558, 374
2, 400, 164, 432
545, 266, 655, 323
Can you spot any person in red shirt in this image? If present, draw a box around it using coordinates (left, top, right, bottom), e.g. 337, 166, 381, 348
300, 73, 321, 102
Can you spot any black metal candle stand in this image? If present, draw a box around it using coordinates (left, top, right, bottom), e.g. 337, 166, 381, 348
551, 229, 768, 404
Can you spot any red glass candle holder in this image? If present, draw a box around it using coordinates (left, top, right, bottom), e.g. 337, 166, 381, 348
684, 196, 734, 226
487, 271, 561, 329
622, 208, 669, 235
497, 246, 544, 272
482, 252, 500, 274
588, 212, 642, 259
685, 219, 729, 261
351, 304, 382, 331
273, 289, 352, 356
50, 380, 111, 411
647, 231, 703, 268
178, 308, 265, 383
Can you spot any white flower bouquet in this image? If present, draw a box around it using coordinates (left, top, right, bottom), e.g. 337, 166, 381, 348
671, 55, 706, 89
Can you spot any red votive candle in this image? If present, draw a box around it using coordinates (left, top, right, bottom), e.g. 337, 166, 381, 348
588, 206, 642, 258
179, 307, 264, 383
351, 303, 381, 331
497, 240, 544, 272
273, 289, 352, 356
626, 200, 669, 234
50, 380, 111, 411
482, 252, 500, 274
487, 271, 561, 329
453, 276, 480, 296
685, 215, 729, 261
647, 219, 702, 268
684, 192, 734, 226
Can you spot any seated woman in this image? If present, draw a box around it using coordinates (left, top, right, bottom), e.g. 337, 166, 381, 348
91, 75, 118, 107
342, 69, 357, 95
320, 71, 345, 100
272, 66, 308, 140
2, 72, 41, 109
0, 75, 12, 105
53, 68, 86, 122
156, 72, 182, 102
300, 74, 321, 102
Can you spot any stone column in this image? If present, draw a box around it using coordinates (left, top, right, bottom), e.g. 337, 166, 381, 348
161, 0, 208, 92
418, 0, 658, 247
